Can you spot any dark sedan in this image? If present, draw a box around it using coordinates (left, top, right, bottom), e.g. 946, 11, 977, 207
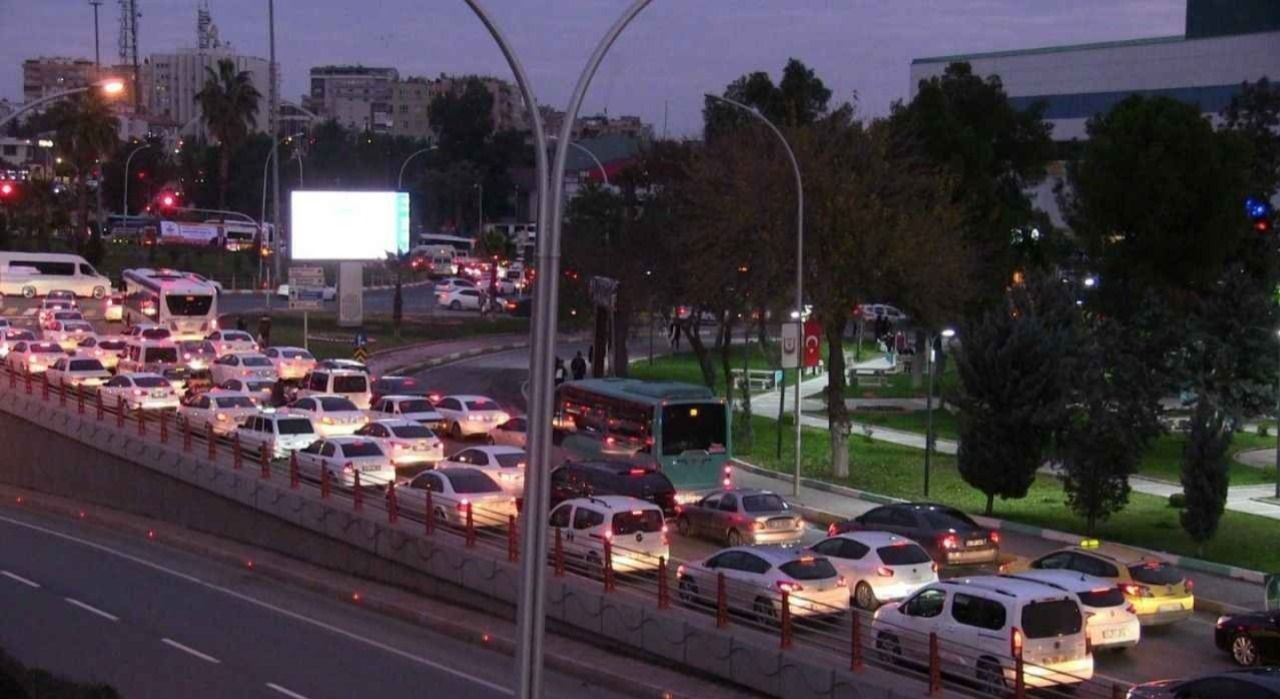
1127, 668, 1280, 699
1217, 609, 1280, 667
828, 502, 999, 568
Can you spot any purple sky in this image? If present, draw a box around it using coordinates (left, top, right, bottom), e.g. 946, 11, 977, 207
1, 0, 1185, 136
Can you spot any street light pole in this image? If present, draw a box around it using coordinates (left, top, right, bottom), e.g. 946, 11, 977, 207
1274, 330, 1280, 499
0, 80, 126, 131
475, 182, 484, 235
551, 138, 609, 187
121, 143, 151, 216
268, 0, 282, 287
396, 146, 437, 190
89, 0, 103, 70
706, 93, 804, 496
924, 328, 955, 497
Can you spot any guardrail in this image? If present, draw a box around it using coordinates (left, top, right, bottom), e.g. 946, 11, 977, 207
1, 366, 1136, 699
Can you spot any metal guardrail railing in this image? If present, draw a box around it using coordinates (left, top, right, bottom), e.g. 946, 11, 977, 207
1, 365, 1134, 699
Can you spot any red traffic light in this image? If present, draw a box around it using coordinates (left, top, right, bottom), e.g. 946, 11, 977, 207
1257, 219, 1273, 234
0, 182, 14, 198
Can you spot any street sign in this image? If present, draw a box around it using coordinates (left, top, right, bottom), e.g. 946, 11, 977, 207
354, 332, 368, 348
780, 322, 801, 369
288, 266, 325, 311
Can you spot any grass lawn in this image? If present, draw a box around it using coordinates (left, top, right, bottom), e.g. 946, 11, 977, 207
850, 409, 960, 441
1137, 432, 1276, 486
631, 340, 882, 397
738, 414, 1280, 573
841, 360, 960, 399
260, 313, 528, 359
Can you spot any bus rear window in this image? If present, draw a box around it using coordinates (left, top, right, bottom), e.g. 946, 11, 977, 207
165, 294, 214, 316
612, 510, 663, 535
661, 403, 727, 456
1021, 600, 1082, 638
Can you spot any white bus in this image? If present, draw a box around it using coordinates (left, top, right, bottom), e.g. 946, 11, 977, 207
121, 268, 219, 340
0, 252, 113, 299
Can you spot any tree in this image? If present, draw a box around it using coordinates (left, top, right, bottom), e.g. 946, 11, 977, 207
702, 59, 833, 142
474, 227, 516, 261
1180, 397, 1232, 554
953, 279, 1069, 514
195, 59, 262, 212
429, 78, 495, 161
52, 93, 118, 244
1222, 77, 1280, 197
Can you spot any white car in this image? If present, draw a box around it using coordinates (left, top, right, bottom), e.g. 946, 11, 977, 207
98, 373, 180, 410
436, 287, 482, 311
434, 395, 510, 438
235, 411, 319, 460
298, 369, 373, 410
371, 394, 445, 430
104, 293, 124, 322
43, 320, 95, 351
315, 358, 369, 374
1004, 570, 1141, 652
548, 496, 669, 574
295, 436, 395, 487
403, 467, 517, 528
75, 336, 127, 371
47, 310, 86, 327
210, 352, 279, 384
355, 418, 444, 466
264, 346, 316, 381
808, 531, 938, 610
440, 446, 526, 497
219, 378, 277, 404
677, 546, 850, 621
121, 323, 172, 342
433, 277, 476, 293
286, 394, 369, 436
0, 330, 37, 359
37, 298, 77, 325
489, 416, 527, 447
872, 576, 1093, 691
178, 340, 219, 371
860, 303, 909, 324
205, 329, 259, 356
178, 389, 262, 436
5, 341, 66, 374
116, 340, 184, 387
45, 357, 111, 389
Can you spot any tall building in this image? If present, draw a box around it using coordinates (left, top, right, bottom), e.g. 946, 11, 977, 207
303, 65, 399, 132
428, 75, 527, 132
538, 107, 653, 143
23, 57, 100, 102
390, 78, 433, 139
909, 0, 1280, 141
143, 48, 271, 134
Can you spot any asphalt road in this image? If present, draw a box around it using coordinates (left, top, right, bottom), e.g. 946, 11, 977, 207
218, 284, 443, 317
0, 504, 627, 699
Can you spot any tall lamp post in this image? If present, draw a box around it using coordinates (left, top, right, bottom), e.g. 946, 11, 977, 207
474, 182, 484, 235
396, 145, 437, 190
121, 142, 151, 216
705, 93, 804, 496
550, 137, 609, 187
0, 79, 125, 131
924, 327, 956, 497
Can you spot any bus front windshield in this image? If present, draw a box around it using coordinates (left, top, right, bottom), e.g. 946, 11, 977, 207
165, 294, 214, 316
661, 403, 727, 456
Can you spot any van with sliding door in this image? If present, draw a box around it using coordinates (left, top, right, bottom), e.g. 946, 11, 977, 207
0, 252, 113, 299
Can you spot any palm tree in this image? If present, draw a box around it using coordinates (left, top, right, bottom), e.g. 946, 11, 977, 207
195, 59, 261, 211
53, 93, 119, 245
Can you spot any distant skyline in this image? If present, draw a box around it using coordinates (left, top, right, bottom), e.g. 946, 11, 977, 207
0, 1, 1185, 136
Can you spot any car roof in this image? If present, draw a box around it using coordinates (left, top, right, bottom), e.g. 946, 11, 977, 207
382, 394, 430, 402
327, 436, 378, 445
709, 487, 777, 498
461, 445, 524, 456
832, 530, 917, 548
443, 394, 493, 402
268, 346, 307, 352
301, 393, 354, 404
939, 575, 1075, 601
371, 417, 426, 428
1188, 669, 1280, 691
204, 389, 251, 397
318, 368, 367, 376
721, 545, 824, 565
562, 495, 660, 512
119, 372, 165, 380
130, 339, 177, 348
434, 466, 493, 479
1000, 570, 1114, 594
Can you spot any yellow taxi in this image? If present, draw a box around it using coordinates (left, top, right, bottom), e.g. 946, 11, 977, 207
1020, 540, 1194, 626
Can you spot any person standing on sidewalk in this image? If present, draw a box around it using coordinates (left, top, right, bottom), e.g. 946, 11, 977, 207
570, 351, 587, 381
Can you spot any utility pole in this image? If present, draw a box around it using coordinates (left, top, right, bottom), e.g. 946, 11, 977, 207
268, 0, 282, 287
89, 1, 103, 71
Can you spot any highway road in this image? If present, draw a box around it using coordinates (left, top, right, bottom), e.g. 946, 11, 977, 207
0, 503, 628, 699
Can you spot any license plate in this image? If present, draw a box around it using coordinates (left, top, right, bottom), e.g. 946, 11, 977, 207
1159, 603, 1183, 613
1102, 629, 1119, 639
151, 390, 165, 397
768, 520, 789, 529
966, 539, 985, 547
360, 464, 381, 472
414, 444, 429, 451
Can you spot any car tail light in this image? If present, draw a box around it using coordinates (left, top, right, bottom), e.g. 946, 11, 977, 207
342, 464, 353, 473
776, 581, 803, 594
989, 531, 1000, 544
1185, 579, 1194, 593
216, 412, 228, 422
676, 564, 686, 577
1010, 627, 1024, 659
1121, 583, 1152, 598
661, 524, 670, 546
939, 534, 959, 550
876, 566, 895, 578
456, 498, 471, 513
322, 417, 334, 425
827, 523, 838, 536
752, 521, 765, 531
932, 562, 939, 573
133, 388, 144, 396
628, 468, 647, 475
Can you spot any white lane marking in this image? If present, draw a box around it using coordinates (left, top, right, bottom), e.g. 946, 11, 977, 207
65, 597, 120, 622
1, 570, 40, 588
266, 683, 312, 699
0, 512, 512, 695
161, 638, 221, 664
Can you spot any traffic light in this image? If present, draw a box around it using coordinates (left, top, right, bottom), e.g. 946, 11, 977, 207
1246, 196, 1274, 234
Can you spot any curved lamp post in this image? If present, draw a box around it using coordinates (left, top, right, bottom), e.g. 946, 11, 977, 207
0, 79, 125, 130
551, 137, 610, 187
396, 146, 437, 190
705, 93, 804, 496
121, 142, 151, 217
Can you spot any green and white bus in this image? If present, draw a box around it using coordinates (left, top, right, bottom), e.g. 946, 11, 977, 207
554, 378, 731, 496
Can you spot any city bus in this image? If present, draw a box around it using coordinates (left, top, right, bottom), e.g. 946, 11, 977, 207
121, 268, 219, 340
553, 378, 730, 496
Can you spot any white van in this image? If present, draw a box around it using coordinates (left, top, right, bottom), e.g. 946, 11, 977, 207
0, 252, 113, 299
872, 576, 1093, 692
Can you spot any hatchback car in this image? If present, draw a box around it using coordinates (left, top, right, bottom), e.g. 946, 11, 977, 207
264, 346, 316, 381
1025, 543, 1193, 626
809, 531, 938, 610
37, 298, 76, 325
550, 461, 679, 519
178, 390, 262, 436
371, 394, 445, 431
210, 352, 279, 384
355, 418, 444, 466
440, 446, 526, 497
831, 502, 999, 568
76, 336, 127, 371
235, 411, 319, 460
549, 496, 669, 573
676, 488, 804, 546
403, 467, 518, 527
1127, 668, 1280, 699
678, 546, 850, 622
0, 329, 36, 359
98, 373, 180, 410
219, 378, 276, 404
178, 340, 218, 371
5, 341, 66, 374
205, 329, 259, 356
287, 395, 369, 437
434, 395, 510, 438
45, 357, 111, 389
1005, 570, 1141, 651
295, 436, 396, 487
1215, 609, 1280, 667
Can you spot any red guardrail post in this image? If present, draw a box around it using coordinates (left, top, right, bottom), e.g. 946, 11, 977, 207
716, 573, 728, 628
553, 526, 565, 576
507, 514, 518, 562
137, 407, 146, 436
40, 373, 49, 400
928, 632, 942, 695
387, 483, 399, 524
1113, 683, 1126, 699
779, 592, 793, 649
657, 556, 670, 610
57, 382, 66, 407
464, 501, 475, 547
424, 488, 434, 535
24, 372, 32, 395
160, 411, 169, 444
604, 536, 617, 592
1015, 653, 1026, 699
321, 467, 331, 499
206, 423, 216, 460
95, 392, 103, 420
289, 452, 299, 489
259, 443, 270, 479
183, 421, 192, 452
352, 468, 363, 511
232, 432, 242, 470
76, 387, 85, 414
117, 396, 126, 428
850, 610, 864, 672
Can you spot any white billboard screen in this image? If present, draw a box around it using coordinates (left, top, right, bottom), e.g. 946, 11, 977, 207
290, 191, 410, 261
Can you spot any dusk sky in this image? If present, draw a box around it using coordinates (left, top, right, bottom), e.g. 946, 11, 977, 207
1, 1, 1186, 136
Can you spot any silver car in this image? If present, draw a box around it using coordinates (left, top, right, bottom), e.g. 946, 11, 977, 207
675, 488, 805, 546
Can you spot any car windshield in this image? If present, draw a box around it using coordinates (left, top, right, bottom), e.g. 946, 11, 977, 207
446, 471, 502, 494
214, 396, 256, 409
140, 329, 171, 340
779, 558, 839, 581
247, 380, 274, 391
224, 332, 253, 342
144, 347, 179, 363
494, 453, 525, 468
242, 356, 272, 367
1078, 587, 1127, 608
390, 424, 433, 438
466, 399, 500, 411
923, 509, 980, 531
341, 442, 383, 457
742, 494, 787, 512
276, 418, 314, 435
333, 375, 368, 393
318, 397, 358, 411
32, 343, 63, 353
611, 510, 663, 535
7, 331, 35, 341
68, 359, 104, 371
134, 377, 170, 388
281, 349, 313, 359
661, 403, 727, 455
1127, 562, 1183, 585
399, 399, 435, 413
1021, 599, 1082, 638
877, 544, 933, 566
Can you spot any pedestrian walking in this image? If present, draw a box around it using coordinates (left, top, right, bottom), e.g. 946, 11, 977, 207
554, 357, 567, 386
570, 351, 587, 381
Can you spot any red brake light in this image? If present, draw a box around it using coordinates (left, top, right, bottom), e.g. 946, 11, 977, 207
940, 534, 959, 550
1185, 579, 1194, 592
776, 581, 803, 593
827, 523, 838, 536
456, 498, 471, 512
628, 468, 646, 476
989, 531, 1000, 544
1010, 627, 1024, 659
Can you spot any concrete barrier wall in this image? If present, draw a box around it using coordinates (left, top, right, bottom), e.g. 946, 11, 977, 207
0, 390, 917, 699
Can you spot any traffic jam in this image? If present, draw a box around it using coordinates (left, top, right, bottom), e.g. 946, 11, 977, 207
2, 272, 1276, 699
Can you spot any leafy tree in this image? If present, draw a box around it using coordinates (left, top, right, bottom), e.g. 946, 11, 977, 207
51, 93, 119, 243
474, 227, 516, 261
429, 78, 494, 161
1222, 77, 1280, 197
702, 59, 833, 142
1180, 397, 1233, 554
195, 58, 262, 211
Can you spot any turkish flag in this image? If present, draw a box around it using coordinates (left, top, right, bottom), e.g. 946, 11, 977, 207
803, 319, 822, 368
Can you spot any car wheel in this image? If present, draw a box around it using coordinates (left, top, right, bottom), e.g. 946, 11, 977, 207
677, 576, 698, 605
1232, 632, 1260, 667
753, 596, 778, 626
21, 286, 35, 299
449, 301, 461, 311
92, 286, 106, 299
676, 516, 691, 537
975, 659, 1006, 696
726, 529, 743, 547
449, 421, 462, 440
854, 581, 878, 610
875, 632, 902, 664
